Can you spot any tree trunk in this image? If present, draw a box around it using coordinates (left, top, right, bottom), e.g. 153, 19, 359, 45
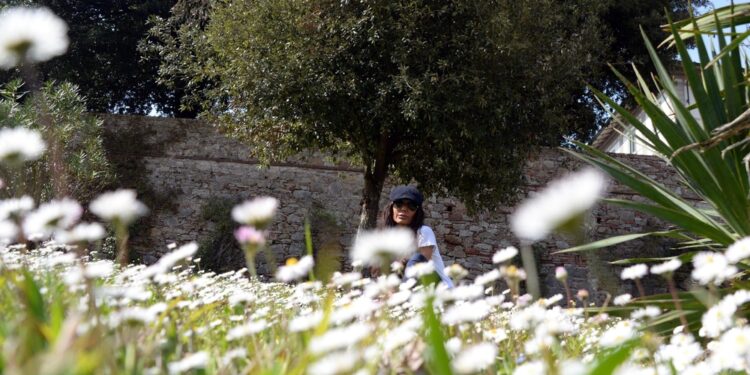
357, 132, 391, 233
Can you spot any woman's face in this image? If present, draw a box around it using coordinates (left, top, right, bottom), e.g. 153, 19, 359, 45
392, 199, 417, 226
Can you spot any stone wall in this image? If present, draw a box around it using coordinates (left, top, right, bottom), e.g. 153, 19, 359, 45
101, 115, 699, 300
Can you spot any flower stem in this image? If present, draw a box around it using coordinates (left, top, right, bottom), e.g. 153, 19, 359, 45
520, 243, 541, 299
667, 276, 689, 332
635, 279, 646, 299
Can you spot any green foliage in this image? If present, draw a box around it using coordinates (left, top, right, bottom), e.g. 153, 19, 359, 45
163, 0, 619, 229
0, 80, 115, 203
0, 1, 183, 115
197, 197, 243, 273
567, 3, 750, 330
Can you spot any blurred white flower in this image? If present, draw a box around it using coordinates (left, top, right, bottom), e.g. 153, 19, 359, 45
109, 303, 167, 327
226, 319, 268, 341
404, 260, 435, 279
442, 299, 491, 325
382, 325, 417, 352
228, 291, 256, 306
511, 168, 606, 242
55, 222, 105, 243
620, 264, 648, 280
650, 259, 682, 275
331, 297, 381, 324
276, 255, 314, 282
555, 266, 568, 280
691, 252, 737, 286
331, 272, 362, 287
492, 246, 518, 264
234, 225, 265, 246
0, 196, 34, 220
655, 333, 702, 372
725, 237, 750, 263
142, 242, 198, 277
231, 196, 278, 227
221, 348, 247, 366
351, 227, 415, 266
513, 360, 546, 375
289, 311, 323, 332
474, 269, 501, 285
0, 220, 18, 242
23, 198, 82, 239
387, 290, 412, 306
307, 350, 361, 375
452, 342, 497, 374
613, 293, 632, 306
84, 260, 114, 279
438, 284, 483, 302
0, 7, 68, 68
599, 320, 636, 347
90, 189, 148, 224
444, 263, 468, 280
631, 306, 660, 320
167, 351, 208, 375
445, 337, 463, 355
700, 298, 737, 338
309, 323, 371, 355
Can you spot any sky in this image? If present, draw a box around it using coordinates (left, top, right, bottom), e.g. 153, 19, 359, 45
686, 0, 749, 61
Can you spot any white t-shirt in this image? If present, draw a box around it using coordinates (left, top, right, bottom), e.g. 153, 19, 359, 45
417, 225, 454, 288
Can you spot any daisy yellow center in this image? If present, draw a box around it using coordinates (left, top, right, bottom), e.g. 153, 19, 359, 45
286, 258, 298, 266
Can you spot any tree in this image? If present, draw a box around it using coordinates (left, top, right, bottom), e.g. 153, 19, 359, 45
0, 0, 188, 116
179, 0, 611, 229
153, 0, 706, 230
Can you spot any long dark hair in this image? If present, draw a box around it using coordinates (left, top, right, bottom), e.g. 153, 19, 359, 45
382, 201, 425, 233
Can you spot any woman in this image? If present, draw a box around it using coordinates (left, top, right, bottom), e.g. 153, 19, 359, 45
384, 185, 454, 288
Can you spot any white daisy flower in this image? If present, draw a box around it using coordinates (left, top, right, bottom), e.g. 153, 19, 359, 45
452, 342, 498, 374
90, 189, 148, 224
351, 227, 415, 266
691, 252, 737, 286
55, 222, 105, 243
142, 242, 198, 277
0, 7, 68, 69
631, 306, 661, 320
620, 264, 648, 280
650, 259, 682, 275
726, 237, 750, 264
474, 269, 501, 285
307, 350, 361, 375
22, 198, 82, 239
613, 293, 632, 306
492, 246, 518, 264
226, 319, 268, 341
599, 320, 636, 348
700, 298, 737, 338
167, 351, 209, 375
0, 195, 34, 220
308, 323, 371, 354
511, 168, 606, 242
442, 299, 491, 325
221, 348, 247, 366
275, 255, 314, 282
404, 260, 435, 279
231, 196, 278, 228
289, 311, 323, 332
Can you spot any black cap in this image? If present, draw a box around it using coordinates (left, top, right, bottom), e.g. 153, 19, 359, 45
389, 185, 423, 206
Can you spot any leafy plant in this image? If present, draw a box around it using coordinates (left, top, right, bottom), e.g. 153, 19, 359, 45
0, 80, 115, 203
560, 3, 750, 330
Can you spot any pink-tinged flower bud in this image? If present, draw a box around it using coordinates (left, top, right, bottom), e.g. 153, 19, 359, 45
555, 266, 568, 280
234, 226, 265, 246
576, 289, 589, 300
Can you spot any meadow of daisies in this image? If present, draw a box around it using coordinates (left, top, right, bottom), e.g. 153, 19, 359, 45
3, 4, 750, 375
